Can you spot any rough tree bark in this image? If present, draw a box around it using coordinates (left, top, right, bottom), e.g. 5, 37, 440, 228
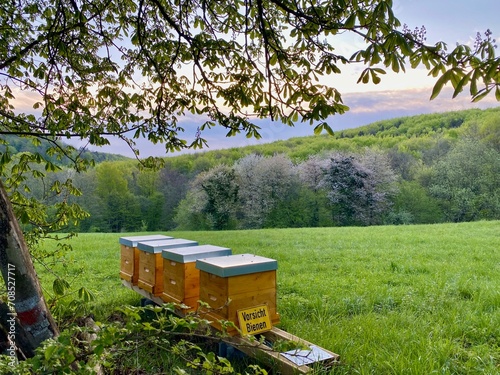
0, 180, 59, 358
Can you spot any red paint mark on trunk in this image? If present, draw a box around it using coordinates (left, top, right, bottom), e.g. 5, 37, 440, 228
18, 306, 42, 326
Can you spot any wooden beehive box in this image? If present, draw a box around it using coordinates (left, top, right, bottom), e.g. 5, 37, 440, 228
196, 254, 280, 335
119, 235, 172, 284
161, 245, 232, 311
136, 239, 198, 295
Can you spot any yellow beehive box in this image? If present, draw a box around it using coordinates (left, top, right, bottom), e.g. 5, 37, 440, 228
196, 254, 280, 335
160, 245, 232, 311
119, 235, 172, 284
136, 239, 198, 295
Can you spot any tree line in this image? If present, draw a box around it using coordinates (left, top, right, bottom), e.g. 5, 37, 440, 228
15, 108, 499, 233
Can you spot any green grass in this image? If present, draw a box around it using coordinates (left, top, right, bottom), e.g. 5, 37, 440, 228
38, 221, 500, 374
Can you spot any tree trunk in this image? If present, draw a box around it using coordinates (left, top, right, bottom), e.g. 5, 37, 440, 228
0, 180, 59, 358
0, 300, 33, 359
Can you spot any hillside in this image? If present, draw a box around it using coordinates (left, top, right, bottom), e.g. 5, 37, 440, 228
237, 106, 500, 157
2, 107, 499, 166
148, 106, 500, 169
3, 106, 499, 233
0, 134, 129, 165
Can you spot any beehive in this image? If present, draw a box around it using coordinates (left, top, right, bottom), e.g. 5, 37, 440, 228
161, 245, 232, 311
196, 254, 280, 334
136, 239, 198, 295
119, 235, 172, 284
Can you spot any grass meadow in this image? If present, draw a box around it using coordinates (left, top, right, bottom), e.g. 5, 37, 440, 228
37, 221, 500, 374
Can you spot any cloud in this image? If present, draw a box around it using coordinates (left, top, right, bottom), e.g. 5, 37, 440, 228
344, 86, 499, 115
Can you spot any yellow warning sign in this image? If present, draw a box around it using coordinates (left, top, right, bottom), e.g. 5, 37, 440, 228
237, 305, 272, 335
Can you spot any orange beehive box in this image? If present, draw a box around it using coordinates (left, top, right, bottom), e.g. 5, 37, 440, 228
160, 245, 232, 311
196, 254, 280, 335
119, 235, 172, 284
136, 239, 198, 295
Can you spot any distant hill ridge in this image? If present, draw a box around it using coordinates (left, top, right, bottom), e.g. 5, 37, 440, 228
0, 134, 128, 165
206, 106, 500, 161
2, 106, 499, 163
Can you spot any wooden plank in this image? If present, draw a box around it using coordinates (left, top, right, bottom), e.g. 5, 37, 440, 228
120, 245, 138, 283
226, 271, 276, 294
137, 252, 163, 295
225, 334, 312, 374
163, 261, 200, 299
262, 327, 340, 371
161, 291, 199, 312
223, 327, 340, 374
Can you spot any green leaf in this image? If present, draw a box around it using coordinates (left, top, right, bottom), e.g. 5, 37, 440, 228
78, 287, 95, 302
313, 122, 333, 135
44, 344, 57, 361
357, 69, 369, 84
370, 69, 381, 84
449, 68, 463, 90
1, 152, 12, 165
53, 278, 70, 296
20, 210, 30, 224
345, 13, 357, 28
470, 73, 479, 96
269, 53, 278, 66
472, 88, 491, 102
94, 344, 105, 357
453, 72, 471, 98
323, 123, 335, 136
430, 70, 452, 100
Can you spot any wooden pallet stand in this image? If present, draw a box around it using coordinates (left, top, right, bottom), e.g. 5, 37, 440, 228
136, 238, 198, 295
122, 279, 339, 374
196, 254, 280, 335
119, 235, 172, 284
161, 245, 232, 311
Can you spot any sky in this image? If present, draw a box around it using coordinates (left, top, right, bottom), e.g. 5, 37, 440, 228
73, 0, 500, 157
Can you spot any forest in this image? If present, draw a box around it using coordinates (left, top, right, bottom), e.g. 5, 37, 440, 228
11, 107, 500, 233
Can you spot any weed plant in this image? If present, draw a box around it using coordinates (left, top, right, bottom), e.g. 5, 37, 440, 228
37, 221, 500, 374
